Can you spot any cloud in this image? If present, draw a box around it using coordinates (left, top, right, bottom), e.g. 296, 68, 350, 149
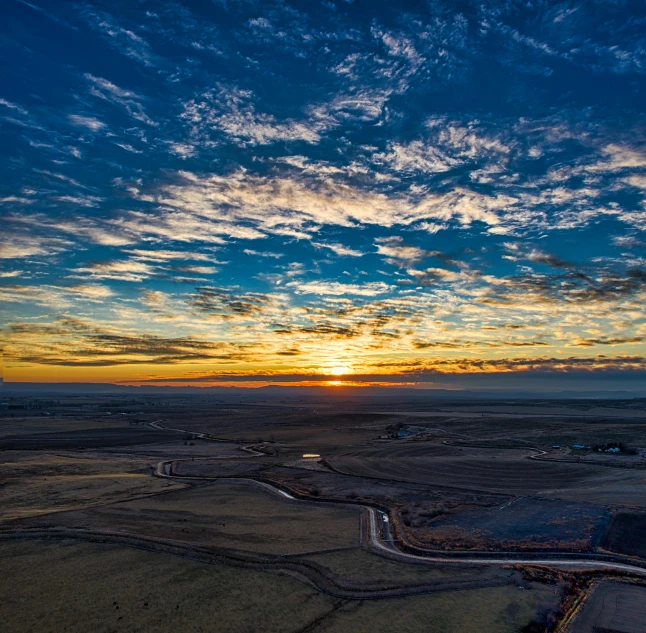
375, 236, 431, 264
0, 98, 29, 116
130, 354, 646, 383
0, 283, 112, 308
374, 140, 458, 175
63, 284, 114, 299
72, 259, 156, 282
3, 0, 646, 387
168, 143, 196, 158
285, 280, 393, 296
5, 319, 251, 366
84, 11, 157, 67
14, 0, 78, 30
313, 242, 364, 257
128, 249, 215, 262
0, 234, 70, 259
126, 170, 505, 242
180, 86, 329, 146
483, 267, 646, 306
188, 286, 275, 319
243, 249, 283, 258
84, 73, 156, 126
67, 114, 106, 131
570, 336, 643, 348
8, 214, 132, 247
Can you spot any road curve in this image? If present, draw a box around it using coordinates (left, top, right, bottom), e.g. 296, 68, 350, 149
365, 508, 646, 576
154, 458, 646, 577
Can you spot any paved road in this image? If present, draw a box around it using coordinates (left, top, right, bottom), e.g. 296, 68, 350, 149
154, 458, 646, 577
364, 508, 646, 576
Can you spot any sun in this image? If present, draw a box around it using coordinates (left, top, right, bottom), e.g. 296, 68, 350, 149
328, 365, 351, 376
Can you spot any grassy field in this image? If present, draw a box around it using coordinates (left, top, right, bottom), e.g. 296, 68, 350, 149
305, 548, 503, 586
570, 582, 646, 633
25, 479, 362, 555
316, 583, 560, 633
0, 452, 184, 521
0, 540, 333, 633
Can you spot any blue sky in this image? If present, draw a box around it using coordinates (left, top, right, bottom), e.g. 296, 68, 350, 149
1, 0, 646, 390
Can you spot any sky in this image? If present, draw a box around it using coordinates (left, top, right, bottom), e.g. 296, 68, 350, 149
1, 0, 646, 392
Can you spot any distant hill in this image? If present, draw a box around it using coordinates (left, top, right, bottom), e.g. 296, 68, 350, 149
2, 381, 644, 401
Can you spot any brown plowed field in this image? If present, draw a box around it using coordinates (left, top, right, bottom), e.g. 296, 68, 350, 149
600, 513, 646, 558
570, 582, 646, 633
328, 443, 646, 497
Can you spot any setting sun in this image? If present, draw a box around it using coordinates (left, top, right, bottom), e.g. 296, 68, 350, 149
328, 366, 351, 376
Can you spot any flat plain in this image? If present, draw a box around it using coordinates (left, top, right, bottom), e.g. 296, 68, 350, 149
2, 392, 646, 632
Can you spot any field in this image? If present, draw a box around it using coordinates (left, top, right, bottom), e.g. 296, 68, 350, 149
172, 458, 269, 477
0, 451, 184, 521
0, 540, 561, 633
0, 416, 122, 436
304, 548, 504, 586
569, 582, 646, 633
0, 426, 182, 450
419, 497, 610, 551
2, 392, 646, 631
328, 444, 646, 501
600, 512, 646, 558
95, 440, 247, 458
20, 479, 363, 555
0, 540, 333, 633
312, 583, 560, 633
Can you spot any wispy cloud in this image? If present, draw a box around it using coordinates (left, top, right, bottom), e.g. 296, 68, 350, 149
84, 74, 156, 126
67, 114, 107, 131
313, 242, 364, 257
285, 280, 393, 296
181, 86, 330, 146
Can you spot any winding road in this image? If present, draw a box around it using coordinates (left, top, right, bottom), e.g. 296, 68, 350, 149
154, 458, 646, 577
